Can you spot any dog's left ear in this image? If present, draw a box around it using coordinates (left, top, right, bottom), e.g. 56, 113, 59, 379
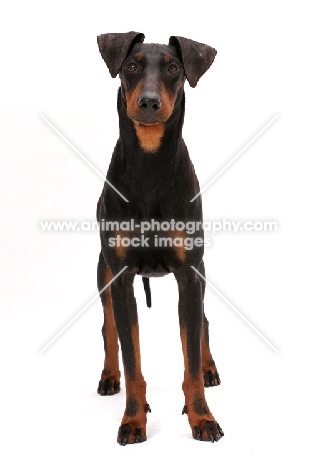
97, 31, 145, 78
169, 36, 217, 88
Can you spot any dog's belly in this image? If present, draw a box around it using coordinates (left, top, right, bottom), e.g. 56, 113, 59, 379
137, 264, 171, 278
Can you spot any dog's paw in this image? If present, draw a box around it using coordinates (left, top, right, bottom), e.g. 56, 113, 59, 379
203, 369, 221, 387
117, 423, 147, 445
97, 377, 120, 396
192, 420, 224, 442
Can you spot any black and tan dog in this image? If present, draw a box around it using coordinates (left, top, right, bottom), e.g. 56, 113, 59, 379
96, 31, 223, 445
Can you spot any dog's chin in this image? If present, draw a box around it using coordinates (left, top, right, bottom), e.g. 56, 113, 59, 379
128, 116, 164, 126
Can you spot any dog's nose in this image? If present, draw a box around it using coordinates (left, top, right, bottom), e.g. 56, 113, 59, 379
138, 94, 161, 112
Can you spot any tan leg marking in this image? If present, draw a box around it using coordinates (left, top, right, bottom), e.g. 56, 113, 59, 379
98, 266, 120, 394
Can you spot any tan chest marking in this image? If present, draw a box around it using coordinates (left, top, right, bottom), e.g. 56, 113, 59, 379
133, 121, 165, 153
114, 231, 128, 259
170, 230, 187, 262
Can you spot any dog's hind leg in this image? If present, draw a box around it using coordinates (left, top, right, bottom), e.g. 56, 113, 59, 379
97, 252, 121, 396
198, 261, 221, 387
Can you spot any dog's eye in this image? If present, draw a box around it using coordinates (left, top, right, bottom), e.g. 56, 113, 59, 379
127, 62, 137, 72
168, 64, 179, 74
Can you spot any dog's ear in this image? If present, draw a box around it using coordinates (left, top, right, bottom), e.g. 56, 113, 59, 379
97, 31, 145, 78
169, 36, 217, 88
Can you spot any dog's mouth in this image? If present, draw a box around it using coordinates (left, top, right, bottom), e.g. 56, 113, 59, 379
125, 105, 164, 125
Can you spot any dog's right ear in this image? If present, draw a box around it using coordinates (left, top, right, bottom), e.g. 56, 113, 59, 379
97, 31, 145, 78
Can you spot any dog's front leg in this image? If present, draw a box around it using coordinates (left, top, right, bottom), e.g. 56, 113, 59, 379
110, 269, 150, 445
174, 267, 224, 442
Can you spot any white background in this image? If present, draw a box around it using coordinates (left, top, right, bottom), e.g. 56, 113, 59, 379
1, 1, 311, 466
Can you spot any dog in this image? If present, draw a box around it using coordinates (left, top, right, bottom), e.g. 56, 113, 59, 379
96, 31, 223, 445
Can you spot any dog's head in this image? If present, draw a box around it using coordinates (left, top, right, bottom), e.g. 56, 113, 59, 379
97, 32, 217, 125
